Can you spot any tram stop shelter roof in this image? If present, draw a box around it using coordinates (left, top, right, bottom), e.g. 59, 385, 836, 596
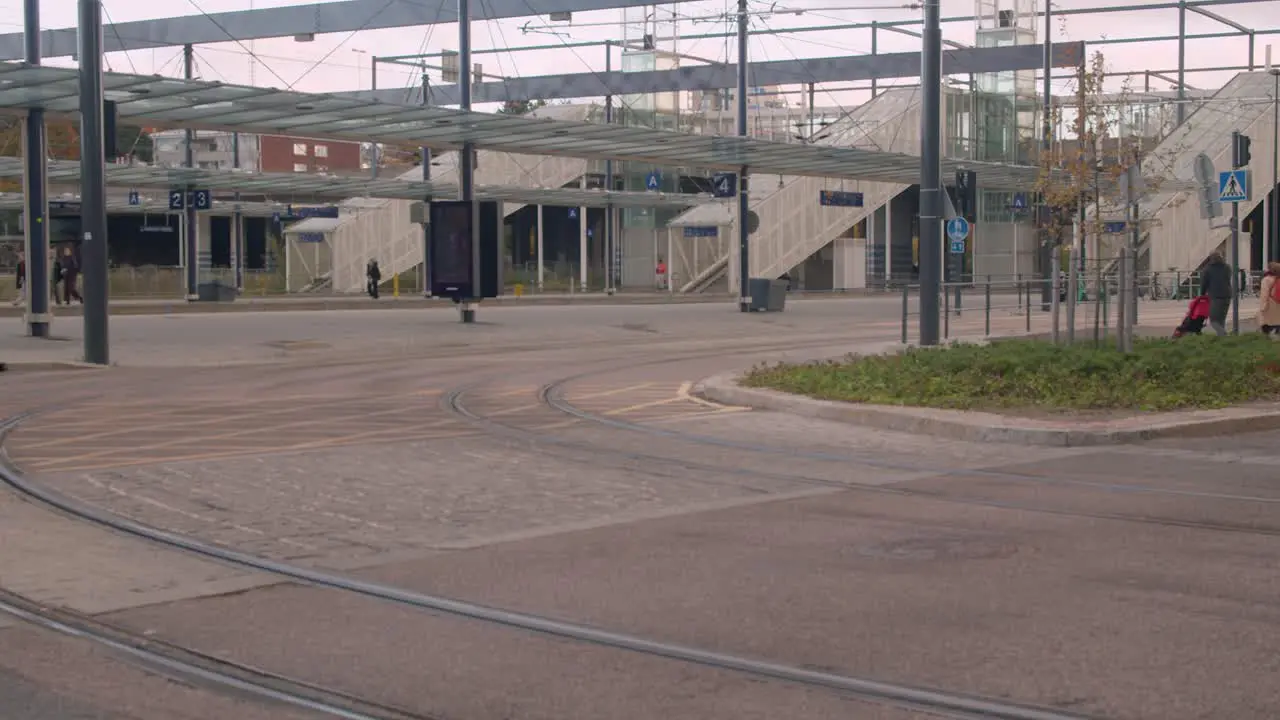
0, 62, 1048, 190
0, 157, 704, 210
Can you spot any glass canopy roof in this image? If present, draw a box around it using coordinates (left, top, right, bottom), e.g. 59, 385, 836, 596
0, 62, 1048, 189
0, 157, 704, 209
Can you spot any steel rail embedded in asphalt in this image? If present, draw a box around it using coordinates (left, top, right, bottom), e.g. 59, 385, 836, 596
0, 413, 1096, 720
0, 588, 434, 720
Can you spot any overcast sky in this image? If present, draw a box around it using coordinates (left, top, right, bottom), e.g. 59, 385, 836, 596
3, 0, 1278, 114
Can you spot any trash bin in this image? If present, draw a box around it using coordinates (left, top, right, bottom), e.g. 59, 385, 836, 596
747, 277, 788, 312
196, 282, 237, 302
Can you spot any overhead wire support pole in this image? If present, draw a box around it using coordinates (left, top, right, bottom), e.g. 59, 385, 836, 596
233, 131, 243, 291
918, 0, 942, 344
421, 69, 432, 296
1177, 0, 1187, 127
605, 41, 615, 294
183, 44, 198, 301
736, 0, 750, 313
370, 57, 379, 180
78, 0, 108, 365
1041, 0, 1053, 312
458, 0, 477, 323
22, 0, 49, 338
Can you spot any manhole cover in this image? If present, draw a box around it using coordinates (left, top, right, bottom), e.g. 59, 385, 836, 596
858, 533, 1016, 562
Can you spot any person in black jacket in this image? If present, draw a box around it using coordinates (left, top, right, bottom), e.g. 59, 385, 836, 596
11, 251, 23, 306
366, 259, 381, 299
1199, 252, 1233, 336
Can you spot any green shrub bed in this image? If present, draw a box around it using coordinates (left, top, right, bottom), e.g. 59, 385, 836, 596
742, 335, 1280, 412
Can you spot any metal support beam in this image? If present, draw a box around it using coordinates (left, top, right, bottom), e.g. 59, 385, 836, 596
870, 22, 878, 98
421, 70, 432, 296
183, 44, 197, 300
880, 23, 970, 49
78, 0, 108, 365
919, 0, 942, 345
1178, 1, 1187, 126
736, 0, 750, 313
337, 43, 1087, 105
1187, 4, 1252, 33
1041, 0, 1054, 312
0, 0, 689, 60
21, 0, 48, 338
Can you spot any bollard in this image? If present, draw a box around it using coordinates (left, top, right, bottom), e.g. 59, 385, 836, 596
954, 284, 962, 317
1016, 273, 1023, 310
984, 279, 991, 336
1025, 281, 1032, 333
1066, 247, 1078, 345
901, 283, 909, 344
943, 284, 950, 340
1050, 254, 1061, 345
393, 273, 400, 298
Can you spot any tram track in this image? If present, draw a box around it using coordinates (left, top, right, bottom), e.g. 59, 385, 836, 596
0, 413, 1097, 720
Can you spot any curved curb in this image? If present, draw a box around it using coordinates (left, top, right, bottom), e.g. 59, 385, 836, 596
698, 371, 1280, 447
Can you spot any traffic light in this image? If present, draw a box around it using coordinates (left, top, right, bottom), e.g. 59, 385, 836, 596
1232, 131, 1251, 168
955, 169, 977, 222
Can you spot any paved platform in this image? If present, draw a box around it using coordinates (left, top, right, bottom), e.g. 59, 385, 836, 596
1, 297, 1276, 719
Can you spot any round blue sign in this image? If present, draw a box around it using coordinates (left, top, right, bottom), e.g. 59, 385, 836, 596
945, 217, 970, 242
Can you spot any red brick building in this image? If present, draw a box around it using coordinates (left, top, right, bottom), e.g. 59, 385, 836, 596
259, 135, 361, 174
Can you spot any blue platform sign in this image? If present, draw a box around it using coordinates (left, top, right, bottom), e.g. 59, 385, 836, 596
711, 173, 736, 198
645, 171, 661, 191
945, 216, 970, 242
949, 239, 966, 254
819, 190, 864, 207
296, 232, 325, 243
192, 188, 212, 210
568, 208, 578, 219
167, 189, 185, 210
286, 205, 339, 219
683, 226, 718, 238
1103, 221, 1128, 233
127, 190, 140, 206
1011, 192, 1027, 211
1218, 169, 1250, 202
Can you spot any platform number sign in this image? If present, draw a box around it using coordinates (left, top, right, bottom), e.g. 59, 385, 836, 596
168, 189, 185, 210
127, 190, 140, 206
192, 189, 212, 210
711, 172, 736, 199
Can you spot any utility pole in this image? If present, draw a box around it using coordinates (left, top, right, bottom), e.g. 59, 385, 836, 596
233, 131, 243, 292
605, 42, 615, 293
458, 0, 477, 323
78, 0, 109, 365
22, 0, 50, 338
421, 69, 432, 295
1040, 0, 1053, 312
736, 0, 751, 312
183, 44, 198, 301
918, 0, 943, 345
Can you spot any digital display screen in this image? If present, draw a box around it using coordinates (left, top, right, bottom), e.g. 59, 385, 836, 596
432, 202, 472, 287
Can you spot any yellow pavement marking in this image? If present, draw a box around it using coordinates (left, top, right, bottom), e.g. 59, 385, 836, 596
676, 380, 736, 410
17, 393, 432, 451
602, 396, 683, 416
567, 383, 655, 400
29, 404, 444, 469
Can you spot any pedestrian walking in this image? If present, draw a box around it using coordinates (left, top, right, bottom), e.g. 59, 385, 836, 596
60, 246, 83, 304
366, 258, 381, 299
1199, 252, 1233, 336
51, 250, 63, 305
11, 251, 24, 306
1258, 261, 1280, 337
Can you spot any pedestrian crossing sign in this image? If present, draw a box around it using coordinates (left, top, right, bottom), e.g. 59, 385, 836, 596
1218, 169, 1250, 202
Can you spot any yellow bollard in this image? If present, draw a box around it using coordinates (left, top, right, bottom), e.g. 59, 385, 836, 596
393, 273, 400, 298
514, 283, 524, 298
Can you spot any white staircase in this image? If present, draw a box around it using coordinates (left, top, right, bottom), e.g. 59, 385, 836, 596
673, 88, 922, 293
328, 105, 599, 293
1116, 72, 1276, 273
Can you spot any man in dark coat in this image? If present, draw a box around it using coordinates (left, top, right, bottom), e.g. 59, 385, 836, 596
366, 259, 382, 299
1199, 252, 1233, 336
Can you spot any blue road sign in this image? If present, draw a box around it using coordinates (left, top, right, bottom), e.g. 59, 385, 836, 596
568, 208, 578, 219
819, 190, 864, 207
949, 239, 966, 254
945, 216, 970, 242
645, 171, 661, 191
711, 173, 736, 198
168, 189, 185, 210
1103, 221, 1128, 233
128, 190, 140, 206
1011, 192, 1027, 211
1218, 169, 1250, 202
192, 188, 212, 210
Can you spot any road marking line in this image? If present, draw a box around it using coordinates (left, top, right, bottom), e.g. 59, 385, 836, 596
602, 396, 684, 416
677, 380, 735, 409
567, 383, 655, 400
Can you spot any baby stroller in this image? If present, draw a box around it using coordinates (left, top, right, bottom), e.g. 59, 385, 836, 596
1173, 296, 1210, 338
